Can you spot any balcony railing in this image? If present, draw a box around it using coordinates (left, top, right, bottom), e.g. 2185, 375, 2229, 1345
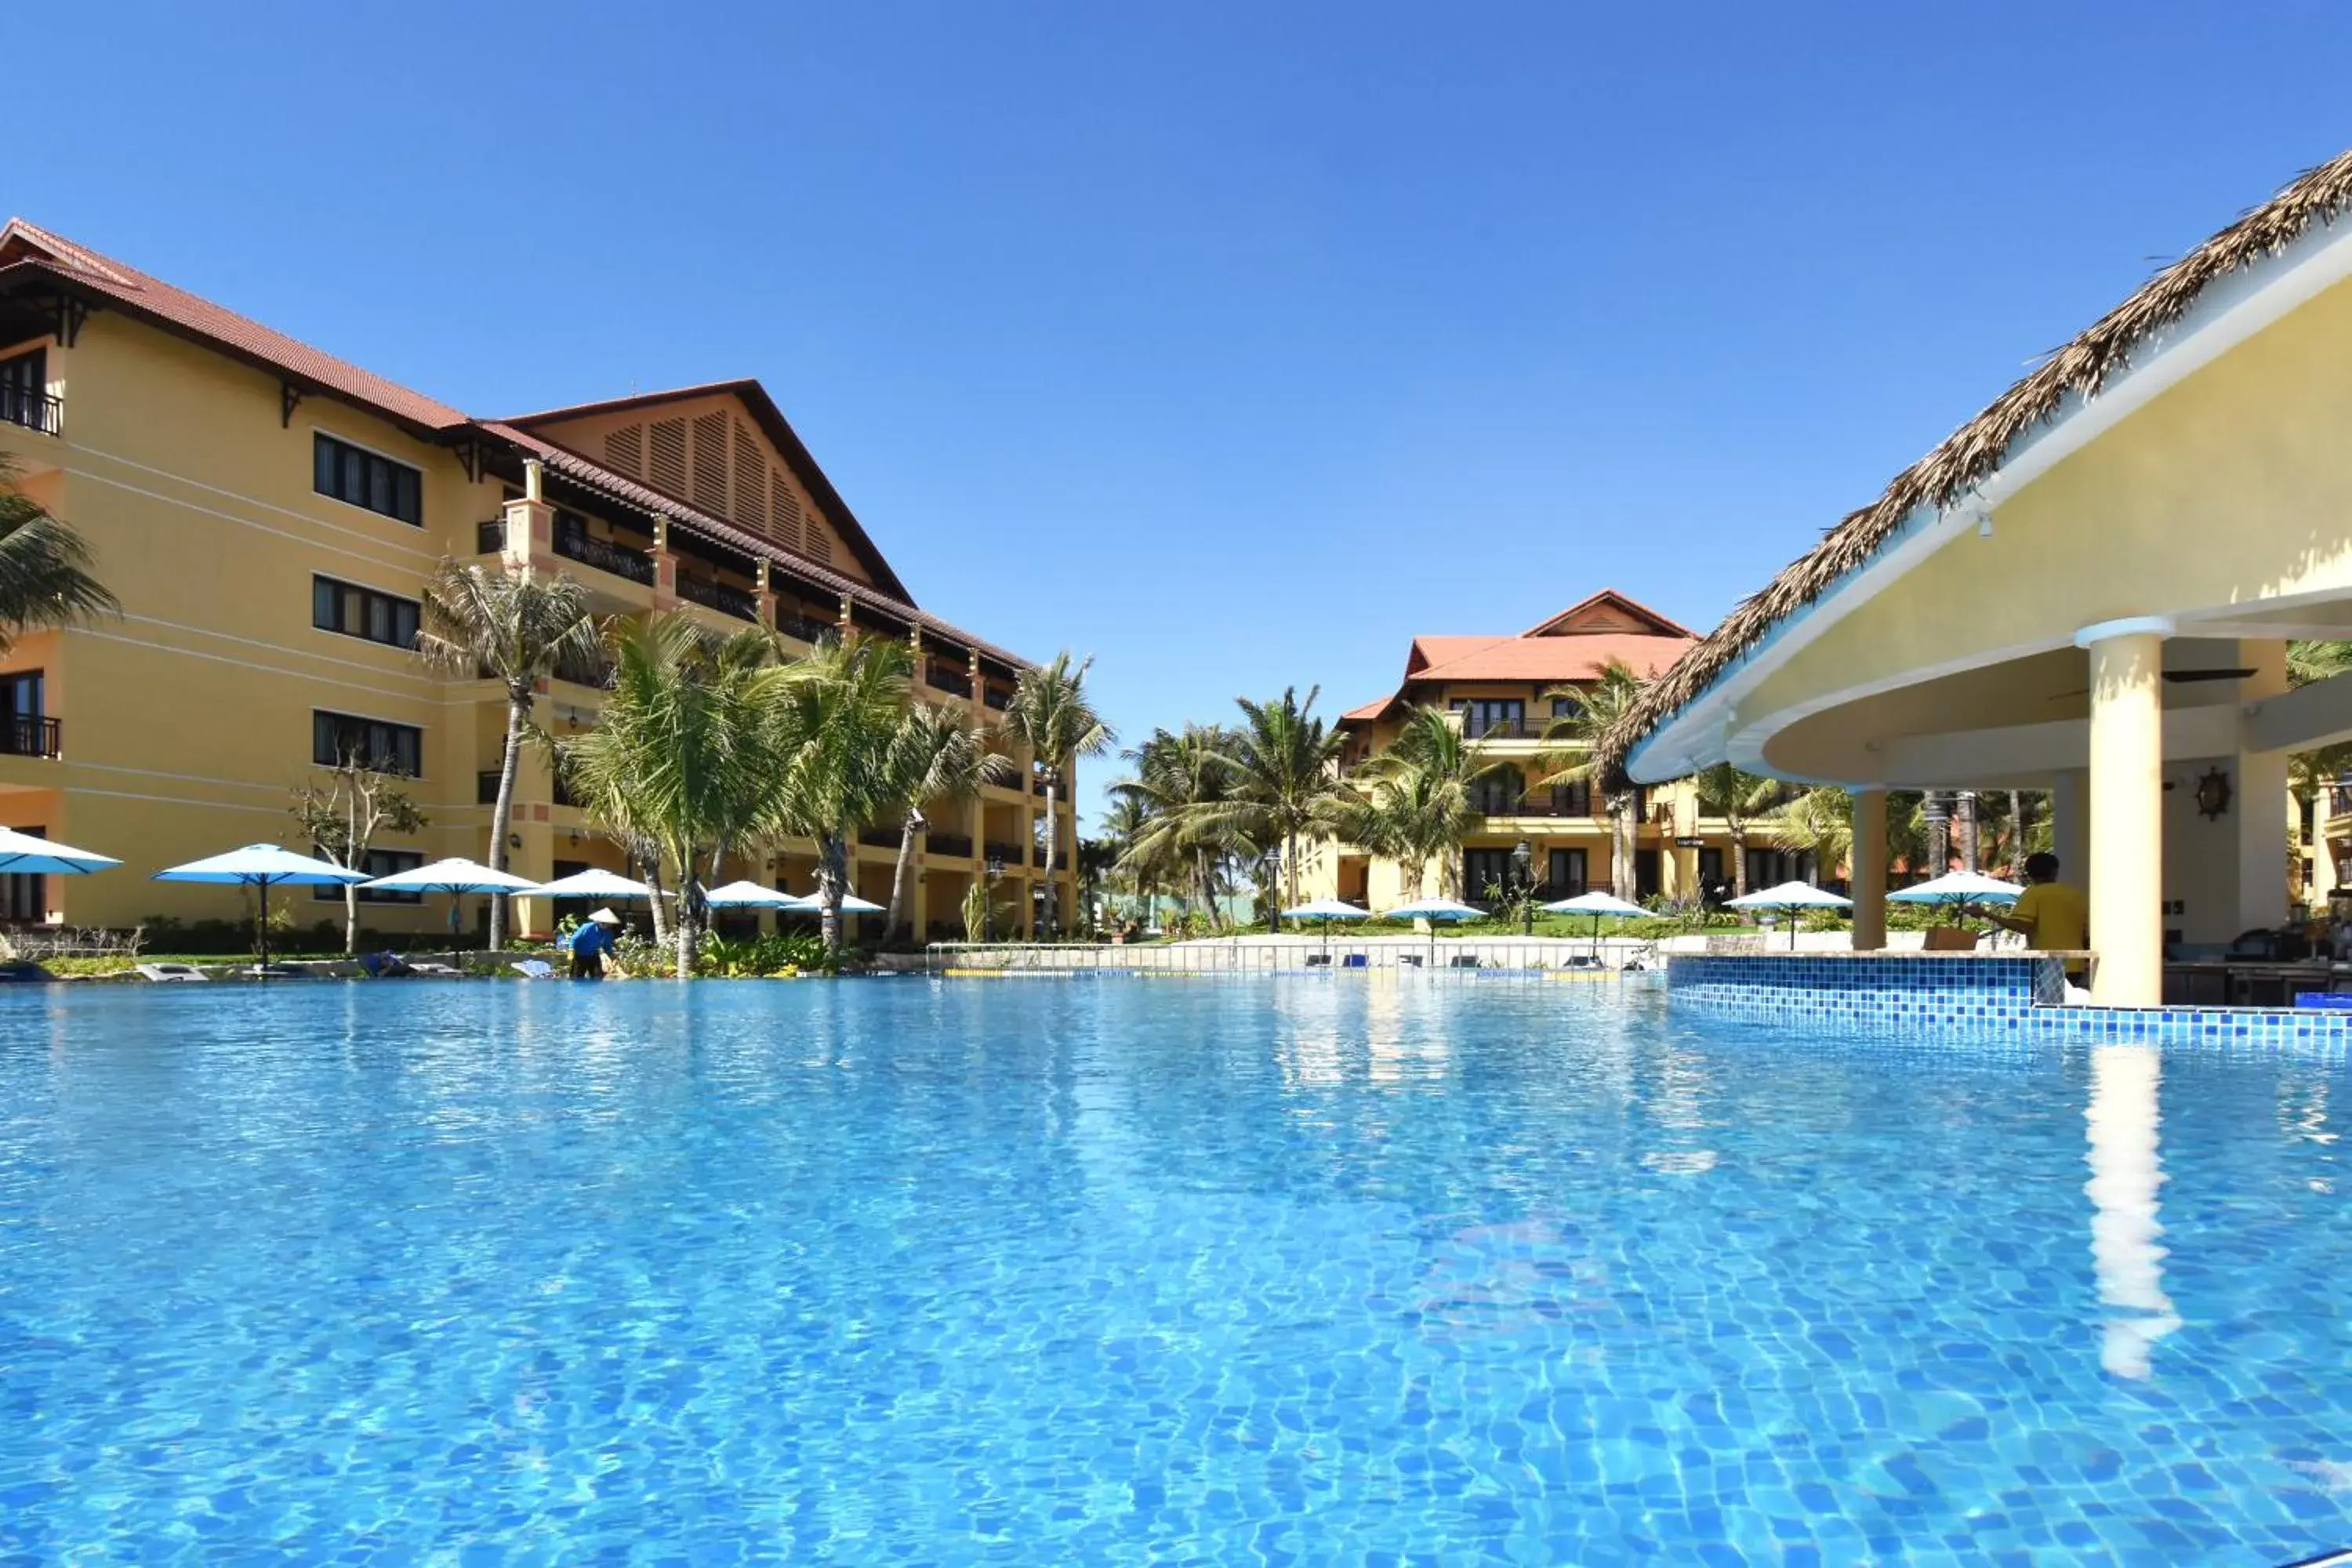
0, 715, 60, 758
554, 526, 656, 586
552, 648, 613, 688
927, 665, 973, 698
776, 611, 835, 644
859, 826, 904, 850
983, 687, 1011, 712
1032, 844, 1054, 868
0, 385, 61, 436
2332, 784, 2352, 818
984, 840, 1025, 869
476, 518, 506, 556
927, 832, 973, 858
677, 575, 759, 621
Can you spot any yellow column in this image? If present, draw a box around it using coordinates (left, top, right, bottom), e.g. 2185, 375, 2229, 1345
1850, 788, 1887, 951
2077, 619, 2169, 1007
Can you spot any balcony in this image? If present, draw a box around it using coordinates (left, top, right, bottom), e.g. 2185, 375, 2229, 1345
775, 610, 835, 645
983, 840, 1025, 869
0, 385, 61, 437
0, 715, 60, 758
2332, 783, 2352, 818
554, 525, 656, 586
858, 826, 904, 850
552, 647, 612, 688
983, 686, 1012, 712
475, 518, 506, 556
677, 575, 758, 621
927, 831, 974, 858
927, 665, 972, 699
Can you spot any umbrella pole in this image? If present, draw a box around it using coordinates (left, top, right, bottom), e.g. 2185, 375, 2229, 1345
258, 878, 270, 974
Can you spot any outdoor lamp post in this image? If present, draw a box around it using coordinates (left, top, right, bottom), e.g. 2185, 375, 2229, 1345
1512, 840, 1534, 936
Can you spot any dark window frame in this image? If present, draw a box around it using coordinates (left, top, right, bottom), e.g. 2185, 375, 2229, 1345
311, 575, 421, 650
312, 710, 423, 778
314, 847, 425, 903
312, 433, 423, 526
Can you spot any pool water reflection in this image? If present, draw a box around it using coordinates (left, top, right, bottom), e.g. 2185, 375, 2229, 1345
1, 978, 2347, 1563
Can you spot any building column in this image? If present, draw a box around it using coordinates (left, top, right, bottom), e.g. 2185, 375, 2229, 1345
2077, 619, 2170, 1007
1850, 788, 1888, 951
2238, 640, 2292, 931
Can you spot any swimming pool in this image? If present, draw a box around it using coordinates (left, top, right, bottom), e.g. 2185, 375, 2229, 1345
1, 978, 2347, 1563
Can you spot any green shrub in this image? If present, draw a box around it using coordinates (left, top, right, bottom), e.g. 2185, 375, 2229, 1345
696, 930, 826, 977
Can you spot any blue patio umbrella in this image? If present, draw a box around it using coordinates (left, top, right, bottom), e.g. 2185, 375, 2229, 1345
1385, 895, 1484, 967
154, 843, 369, 970
1542, 890, 1650, 958
361, 855, 539, 938
1726, 880, 1854, 949
0, 825, 119, 877
1281, 897, 1370, 962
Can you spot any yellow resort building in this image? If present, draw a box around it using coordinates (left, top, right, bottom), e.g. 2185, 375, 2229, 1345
0, 220, 1075, 942
1308, 591, 1751, 911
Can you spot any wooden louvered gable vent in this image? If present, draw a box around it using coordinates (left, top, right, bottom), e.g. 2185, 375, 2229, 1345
804, 511, 832, 565
603, 423, 644, 477
770, 475, 800, 552
733, 422, 768, 532
691, 412, 729, 511
648, 419, 688, 495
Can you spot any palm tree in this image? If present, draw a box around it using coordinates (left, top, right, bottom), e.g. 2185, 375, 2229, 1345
1113, 724, 1240, 925
1693, 762, 1784, 897
760, 633, 915, 956
1001, 652, 1115, 938
416, 561, 597, 949
0, 457, 118, 652
1199, 687, 1347, 916
881, 704, 1009, 943
1333, 705, 1506, 901
1766, 786, 1854, 873
1097, 789, 1171, 928
1534, 659, 1648, 902
561, 614, 781, 976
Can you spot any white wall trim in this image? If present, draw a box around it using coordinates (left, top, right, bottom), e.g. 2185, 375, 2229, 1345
65, 446, 445, 564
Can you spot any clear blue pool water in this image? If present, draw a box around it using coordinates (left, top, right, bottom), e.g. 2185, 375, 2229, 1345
2, 977, 2349, 1564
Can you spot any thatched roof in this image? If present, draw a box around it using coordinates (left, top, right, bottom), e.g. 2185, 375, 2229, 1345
1601, 147, 2352, 786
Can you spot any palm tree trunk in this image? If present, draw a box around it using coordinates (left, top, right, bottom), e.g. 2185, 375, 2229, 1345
641, 850, 672, 949
1040, 780, 1060, 938
1730, 820, 1749, 898
2009, 789, 2027, 877
885, 813, 920, 942
1957, 790, 1980, 873
1611, 798, 1637, 902
488, 695, 526, 950
672, 849, 702, 979
818, 832, 849, 955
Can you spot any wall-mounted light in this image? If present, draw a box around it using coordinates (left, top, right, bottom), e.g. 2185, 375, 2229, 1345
2194, 767, 2233, 821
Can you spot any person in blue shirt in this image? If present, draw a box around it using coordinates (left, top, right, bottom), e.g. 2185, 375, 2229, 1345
564, 909, 619, 979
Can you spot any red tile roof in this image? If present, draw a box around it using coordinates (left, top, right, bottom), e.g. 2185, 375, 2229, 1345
0, 220, 471, 432
0, 219, 1031, 668
1341, 591, 1696, 726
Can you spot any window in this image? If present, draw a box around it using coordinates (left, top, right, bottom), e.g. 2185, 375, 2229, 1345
0, 349, 51, 433
313, 710, 423, 776
1552, 778, 1592, 816
1550, 694, 1584, 719
1547, 848, 1588, 898
1698, 847, 1726, 892
312, 575, 421, 649
315, 848, 424, 902
1469, 771, 1522, 815
0, 670, 46, 757
1463, 848, 1521, 904
1449, 698, 1523, 739
313, 433, 422, 525
0, 825, 45, 921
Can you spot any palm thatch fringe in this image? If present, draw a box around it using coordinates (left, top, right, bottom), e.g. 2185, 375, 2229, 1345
1600, 147, 2352, 786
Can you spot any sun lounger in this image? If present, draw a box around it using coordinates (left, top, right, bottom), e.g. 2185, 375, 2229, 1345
1341, 953, 1368, 968
1450, 955, 1480, 968
136, 963, 208, 982
510, 959, 555, 980
407, 961, 460, 976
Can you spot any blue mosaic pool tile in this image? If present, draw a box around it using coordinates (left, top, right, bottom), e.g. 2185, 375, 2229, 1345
1665, 954, 2352, 1051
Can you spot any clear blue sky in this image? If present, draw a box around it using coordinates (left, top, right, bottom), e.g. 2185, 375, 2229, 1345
14, 3, 2352, 822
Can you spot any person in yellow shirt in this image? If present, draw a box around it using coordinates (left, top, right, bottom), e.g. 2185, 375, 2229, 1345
1992, 853, 2088, 962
